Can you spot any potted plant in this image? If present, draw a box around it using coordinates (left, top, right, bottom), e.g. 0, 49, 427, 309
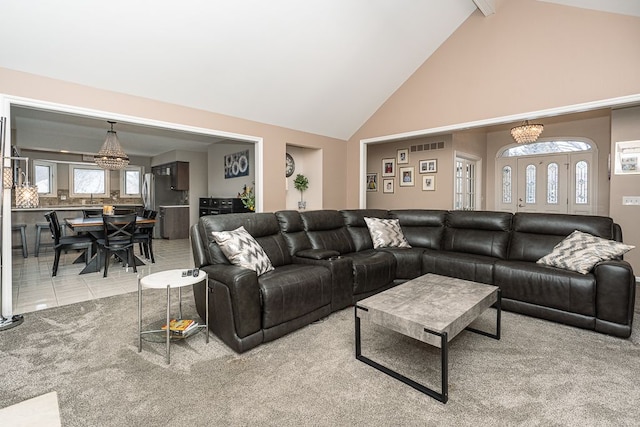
238, 183, 255, 212
293, 174, 309, 210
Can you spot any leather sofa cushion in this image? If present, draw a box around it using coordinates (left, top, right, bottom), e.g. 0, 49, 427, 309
301, 210, 356, 254
258, 263, 332, 329
509, 212, 615, 262
275, 210, 313, 257
341, 249, 396, 295
389, 210, 446, 249
422, 249, 497, 285
379, 247, 423, 280
198, 213, 292, 267
443, 211, 512, 259
341, 209, 389, 252
494, 260, 595, 316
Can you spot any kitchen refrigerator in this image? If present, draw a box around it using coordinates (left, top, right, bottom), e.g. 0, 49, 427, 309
142, 173, 187, 238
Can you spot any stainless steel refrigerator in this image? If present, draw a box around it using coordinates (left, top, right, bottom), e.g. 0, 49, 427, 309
142, 172, 185, 238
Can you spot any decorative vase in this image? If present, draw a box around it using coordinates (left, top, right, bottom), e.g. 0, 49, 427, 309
298, 201, 306, 210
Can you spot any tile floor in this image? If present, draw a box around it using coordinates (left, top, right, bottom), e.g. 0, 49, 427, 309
11, 238, 194, 314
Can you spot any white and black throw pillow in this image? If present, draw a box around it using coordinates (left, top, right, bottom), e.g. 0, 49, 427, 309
537, 230, 634, 274
211, 226, 274, 276
364, 217, 411, 249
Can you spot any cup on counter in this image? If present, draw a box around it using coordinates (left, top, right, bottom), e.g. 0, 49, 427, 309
103, 205, 114, 215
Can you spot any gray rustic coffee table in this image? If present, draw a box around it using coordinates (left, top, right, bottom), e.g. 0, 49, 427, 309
355, 273, 501, 403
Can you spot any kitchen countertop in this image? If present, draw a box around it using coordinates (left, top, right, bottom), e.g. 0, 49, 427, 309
11, 204, 143, 212
158, 205, 189, 208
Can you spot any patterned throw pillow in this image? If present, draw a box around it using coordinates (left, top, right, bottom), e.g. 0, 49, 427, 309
364, 217, 411, 249
537, 230, 634, 274
211, 226, 274, 276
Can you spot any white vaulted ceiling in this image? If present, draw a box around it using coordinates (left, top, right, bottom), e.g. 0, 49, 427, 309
1, 0, 638, 143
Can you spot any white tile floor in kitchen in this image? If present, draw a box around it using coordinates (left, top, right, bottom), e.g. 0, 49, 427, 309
11, 238, 194, 314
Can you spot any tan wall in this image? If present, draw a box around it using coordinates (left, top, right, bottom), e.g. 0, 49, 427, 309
366, 135, 453, 209
0, 68, 348, 216
610, 106, 640, 274
348, 0, 640, 208
486, 115, 612, 215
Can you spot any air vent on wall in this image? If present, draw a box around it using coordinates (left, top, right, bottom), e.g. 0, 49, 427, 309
410, 141, 445, 152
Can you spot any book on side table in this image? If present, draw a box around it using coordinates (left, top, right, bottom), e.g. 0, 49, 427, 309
161, 319, 199, 337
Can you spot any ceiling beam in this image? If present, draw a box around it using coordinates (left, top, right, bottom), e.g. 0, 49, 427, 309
473, 0, 495, 16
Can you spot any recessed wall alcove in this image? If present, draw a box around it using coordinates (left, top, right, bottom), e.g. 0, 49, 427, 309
285, 145, 322, 211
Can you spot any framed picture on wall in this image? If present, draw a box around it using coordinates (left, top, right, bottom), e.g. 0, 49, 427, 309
422, 175, 436, 191
419, 159, 437, 173
399, 166, 415, 187
382, 158, 395, 177
382, 178, 394, 193
397, 148, 409, 164
366, 173, 378, 192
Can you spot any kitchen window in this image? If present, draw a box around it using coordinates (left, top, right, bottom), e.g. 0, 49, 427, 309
69, 164, 109, 197
120, 166, 142, 197
33, 160, 57, 197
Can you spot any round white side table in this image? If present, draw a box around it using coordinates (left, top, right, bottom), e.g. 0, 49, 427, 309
137, 269, 209, 364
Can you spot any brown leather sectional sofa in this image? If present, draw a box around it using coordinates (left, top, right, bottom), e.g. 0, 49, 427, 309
190, 209, 636, 353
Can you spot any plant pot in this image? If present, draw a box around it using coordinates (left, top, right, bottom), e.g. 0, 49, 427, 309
298, 201, 306, 210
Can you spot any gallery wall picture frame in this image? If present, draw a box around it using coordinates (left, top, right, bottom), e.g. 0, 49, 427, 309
419, 159, 437, 174
382, 178, 394, 193
399, 166, 415, 187
422, 175, 436, 191
382, 158, 396, 177
366, 173, 378, 192
397, 148, 409, 164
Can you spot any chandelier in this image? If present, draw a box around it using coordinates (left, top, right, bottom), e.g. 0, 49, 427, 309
94, 121, 130, 170
510, 120, 544, 144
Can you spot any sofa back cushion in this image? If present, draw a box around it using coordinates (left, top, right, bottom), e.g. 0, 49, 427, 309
300, 210, 355, 254
341, 209, 389, 251
198, 213, 291, 267
275, 210, 312, 256
443, 211, 512, 259
389, 209, 446, 249
509, 212, 615, 262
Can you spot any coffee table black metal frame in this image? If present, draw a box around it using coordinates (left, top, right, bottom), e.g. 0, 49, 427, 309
355, 284, 501, 404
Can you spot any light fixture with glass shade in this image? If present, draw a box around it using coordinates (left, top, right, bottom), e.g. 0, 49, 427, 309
3, 156, 39, 209
510, 120, 544, 144
94, 121, 130, 170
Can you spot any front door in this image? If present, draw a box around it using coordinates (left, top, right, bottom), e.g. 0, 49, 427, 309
516, 155, 569, 214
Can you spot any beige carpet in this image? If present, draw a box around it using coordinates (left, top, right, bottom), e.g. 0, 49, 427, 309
1, 286, 639, 426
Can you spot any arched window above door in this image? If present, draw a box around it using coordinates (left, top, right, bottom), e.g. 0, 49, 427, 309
500, 140, 592, 157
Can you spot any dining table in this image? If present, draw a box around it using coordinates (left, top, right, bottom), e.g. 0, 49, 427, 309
65, 216, 157, 275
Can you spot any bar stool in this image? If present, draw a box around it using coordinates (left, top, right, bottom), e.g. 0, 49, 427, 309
35, 222, 54, 257
12, 223, 28, 258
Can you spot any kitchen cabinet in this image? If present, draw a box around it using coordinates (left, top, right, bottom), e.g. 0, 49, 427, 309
170, 161, 189, 190
152, 161, 189, 191
159, 205, 189, 239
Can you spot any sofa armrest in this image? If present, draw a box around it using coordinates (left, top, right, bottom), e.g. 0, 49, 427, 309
198, 264, 262, 340
594, 260, 636, 337
296, 248, 340, 260
293, 255, 353, 311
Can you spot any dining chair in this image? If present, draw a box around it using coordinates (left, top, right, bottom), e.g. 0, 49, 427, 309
97, 213, 137, 278
44, 211, 94, 277
134, 210, 156, 263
